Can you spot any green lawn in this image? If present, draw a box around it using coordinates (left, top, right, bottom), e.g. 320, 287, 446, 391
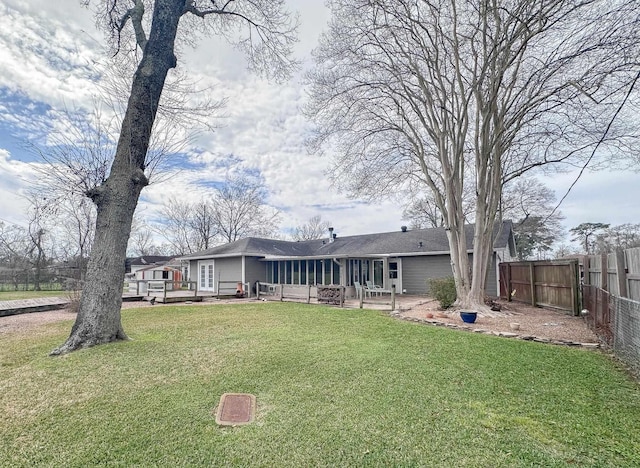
1, 303, 639, 467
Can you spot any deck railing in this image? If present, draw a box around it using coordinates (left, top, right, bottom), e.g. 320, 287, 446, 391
126, 280, 199, 300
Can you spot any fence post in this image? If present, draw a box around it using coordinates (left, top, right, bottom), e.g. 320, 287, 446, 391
506, 264, 512, 302
391, 285, 396, 311
582, 255, 590, 286
601, 253, 609, 292
280, 284, 284, 301
615, 250, 628, 299
163, 281, 167, 302
340, 286, 345, 308
570, 261, 579, 316
529, 262, 536, 307
359, 286, 364, 309
307, 284, 311, 304
256, 282, 260, 300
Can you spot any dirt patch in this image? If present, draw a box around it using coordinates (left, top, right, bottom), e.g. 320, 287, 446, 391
0, 298, 252, 336
400, 299, 599, 345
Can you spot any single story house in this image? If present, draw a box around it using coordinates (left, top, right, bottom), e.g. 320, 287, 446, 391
125, 256, 175, 275
179, 221, 516, 298
125, 256, 185, 294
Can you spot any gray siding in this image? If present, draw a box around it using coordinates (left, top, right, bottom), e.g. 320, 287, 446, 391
402, 255, 453, 294
188, 260, 198, 282
215, 257, 242, 283
244, 256, 267, 290
402, 254, 498, 295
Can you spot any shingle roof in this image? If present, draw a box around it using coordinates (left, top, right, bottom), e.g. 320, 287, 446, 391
180, 221, 513, 260
127, 255, 174, 266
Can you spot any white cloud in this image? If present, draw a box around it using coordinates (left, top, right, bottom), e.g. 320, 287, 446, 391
0, 150, 41, 225
0, 2, 102, 110
2, 0, 637, 249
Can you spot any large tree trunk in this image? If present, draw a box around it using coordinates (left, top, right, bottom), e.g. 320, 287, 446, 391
52, 0, 185, 355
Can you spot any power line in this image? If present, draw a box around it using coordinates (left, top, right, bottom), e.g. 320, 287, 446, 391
545, 69, 640, 223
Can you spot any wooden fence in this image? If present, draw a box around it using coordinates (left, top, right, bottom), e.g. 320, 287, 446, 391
584, 247, 640, 301
582, 249, 640, 375
359, 285, 396, 311
499, 260, 580, 315
255, 282, 318, 304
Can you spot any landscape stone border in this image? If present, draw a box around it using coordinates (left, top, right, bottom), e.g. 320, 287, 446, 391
389, 311, 601, 349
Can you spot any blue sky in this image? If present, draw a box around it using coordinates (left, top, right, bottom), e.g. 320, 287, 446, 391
0, 0, 638, 246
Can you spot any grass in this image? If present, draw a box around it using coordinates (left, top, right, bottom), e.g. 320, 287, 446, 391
1, 302, 639, 467
0, 290, 66, 301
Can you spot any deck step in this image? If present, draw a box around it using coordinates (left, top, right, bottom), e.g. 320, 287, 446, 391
0, 297, 70, 317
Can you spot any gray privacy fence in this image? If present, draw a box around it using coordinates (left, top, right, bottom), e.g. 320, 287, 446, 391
584, 248, 640, 300
583, 247, 640, 377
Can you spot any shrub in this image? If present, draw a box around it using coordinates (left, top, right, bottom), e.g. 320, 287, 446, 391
428, 276, 457, 309
64, 279, 83, 314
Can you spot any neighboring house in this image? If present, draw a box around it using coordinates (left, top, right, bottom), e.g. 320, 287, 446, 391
126, 256, 175, 276
125, 256, 185, 294
179, 221, 516, 298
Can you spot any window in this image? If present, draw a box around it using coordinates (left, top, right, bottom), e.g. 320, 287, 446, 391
324, 259, 332, 285
389, 262, 398, 279
348, 259, 360, 286
332, 261, 340, 284
208, 264, 213, 289
308, 261, 315, 285
300, 260, 307, 285
361, 260, 370, 283
315, 260, 323, 285
373, 260, 384, 286
200, 265, 205, 289
293, 260, 300, 284
284, 261, 292, 284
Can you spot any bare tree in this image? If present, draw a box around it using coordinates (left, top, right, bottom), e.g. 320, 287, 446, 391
127, 214, 158, 256
403, 181, 475, 229
501, 179, 565, 260
292, 215, 332, 241
51, 0, 298, 355
553, 243, 581, 259
0, 223, 31, 290
307, 0, 640, 312
211, 176, 280, 243
56, 195, 97, 282
595, 223, 640, 252
26, 196, 52, 291
156, 197, 217, 254
404, 177, 564, 259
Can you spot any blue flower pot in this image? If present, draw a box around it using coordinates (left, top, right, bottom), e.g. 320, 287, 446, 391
460, 311, 477, 324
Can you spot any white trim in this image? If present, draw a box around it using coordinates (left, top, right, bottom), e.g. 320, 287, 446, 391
197, 260, 215, 292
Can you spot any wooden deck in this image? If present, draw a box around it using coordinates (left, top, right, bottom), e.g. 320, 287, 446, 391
0, 297, 70, 318
122, 290, 207, 304
154, 294, 204, 304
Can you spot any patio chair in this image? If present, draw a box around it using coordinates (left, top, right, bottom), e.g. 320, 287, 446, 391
354, 281, 364, 299
366, 281, 383, 296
